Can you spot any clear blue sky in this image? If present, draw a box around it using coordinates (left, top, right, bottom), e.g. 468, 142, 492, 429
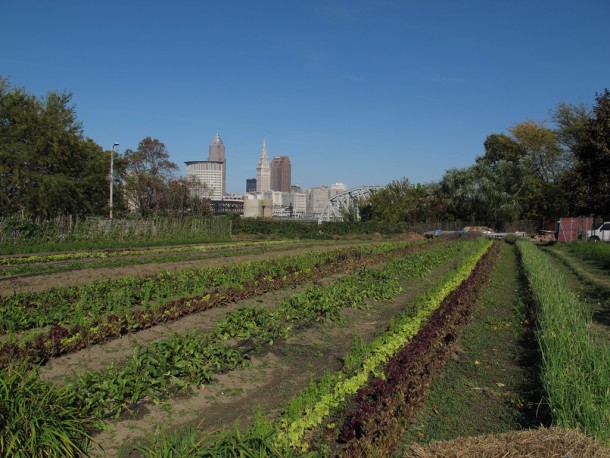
2, 0, 609, 194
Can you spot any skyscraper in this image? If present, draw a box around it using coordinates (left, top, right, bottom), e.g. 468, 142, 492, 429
270, 156, 291, 193
185, 161, 223, 199
208, 133, 226, 196
256, 141, 271, 193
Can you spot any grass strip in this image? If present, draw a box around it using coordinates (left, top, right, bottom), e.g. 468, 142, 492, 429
517, 241, 610, 445
0, 364, 100, 458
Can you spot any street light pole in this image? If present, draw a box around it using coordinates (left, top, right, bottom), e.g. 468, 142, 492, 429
110, 142, 119, 219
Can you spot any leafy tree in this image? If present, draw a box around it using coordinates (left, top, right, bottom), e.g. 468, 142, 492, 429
163, 177, 212, 216
438, 163, 522, 226
567, 89, 610, 216
475, 121, 567, 219
362, 178, 441, 224
122, 137, 178, 217
0, 78, 108, 218
508, 120, 563, 183
552, 102, 592, 157
477, 133, 526, 169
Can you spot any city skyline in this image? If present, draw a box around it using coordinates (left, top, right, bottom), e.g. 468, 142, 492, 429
2, 1, 608, 194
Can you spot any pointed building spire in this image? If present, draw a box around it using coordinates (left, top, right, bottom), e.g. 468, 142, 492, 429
256, 140, 271, 193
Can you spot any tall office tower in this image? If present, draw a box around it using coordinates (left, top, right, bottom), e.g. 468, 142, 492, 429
256, 141, 271, 193
208, 133, 226, 196
270, 156, 291, 193
185, 161, 223, 199
246, 178, 257, 193
306, 186, 330, 217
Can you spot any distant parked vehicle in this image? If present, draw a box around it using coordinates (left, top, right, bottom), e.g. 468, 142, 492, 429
423, 226, 525, 240
585, 222, 610, 242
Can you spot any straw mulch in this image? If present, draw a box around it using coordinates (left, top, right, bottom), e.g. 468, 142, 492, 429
404, 427, 609, 458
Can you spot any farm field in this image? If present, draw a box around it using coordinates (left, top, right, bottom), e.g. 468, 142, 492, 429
0, 239, 379, 294
2, 235, 609, 457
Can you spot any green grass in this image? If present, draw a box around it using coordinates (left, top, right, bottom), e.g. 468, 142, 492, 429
518, 241, 610, 445
0, 365, 99, 457
394, 242, 546, 452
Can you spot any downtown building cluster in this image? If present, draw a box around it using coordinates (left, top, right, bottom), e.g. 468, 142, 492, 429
185, 134, 346, 218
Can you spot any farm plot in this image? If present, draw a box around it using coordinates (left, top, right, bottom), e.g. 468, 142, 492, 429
0, 238, 379, 293
105, 238, 493, 456
0, 240, 436, 367
394, 241, 610, 458
124, 240, 609, 457
1, 237, 489, 457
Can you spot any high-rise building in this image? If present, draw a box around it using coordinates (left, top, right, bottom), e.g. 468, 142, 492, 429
246, 178, 257, 193
256, 141, 271, 193
306, 186, 331, 217
270, 156, 291, 193
185, 161, 223, 199
208, 133, 226, 196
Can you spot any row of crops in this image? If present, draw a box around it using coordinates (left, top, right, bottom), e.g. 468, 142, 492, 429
517, 241, 610, 445
0, 239, 292, 267
128, 237, 498, 457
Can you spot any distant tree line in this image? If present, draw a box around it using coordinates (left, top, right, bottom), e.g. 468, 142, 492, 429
361, 89, 610, 228
0, 77, 211, 220
2, 77, 608, 226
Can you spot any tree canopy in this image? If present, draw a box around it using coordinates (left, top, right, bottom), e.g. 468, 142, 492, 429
363, 89, 608, 226
566, 89, 610, 216
0, 79, 108, 218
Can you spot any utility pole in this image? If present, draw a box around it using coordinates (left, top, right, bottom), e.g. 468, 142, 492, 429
110, 142, 119, 219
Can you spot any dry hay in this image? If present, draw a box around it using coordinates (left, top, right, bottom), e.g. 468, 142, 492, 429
403, 427, 609, 458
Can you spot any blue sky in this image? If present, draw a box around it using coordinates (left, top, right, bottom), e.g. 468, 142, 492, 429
2, 0, 609, 194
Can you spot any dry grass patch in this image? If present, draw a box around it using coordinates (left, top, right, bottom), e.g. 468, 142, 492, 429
404, 427, 610, 458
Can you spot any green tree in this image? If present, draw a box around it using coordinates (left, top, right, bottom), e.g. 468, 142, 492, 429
552, 102, 592, 157
509, 120, 563, 183
363, 178, 441, 224
567, 89, 610, 216
163, 177, 212, 217
122, 137, 178, 217
0, 78, 108, 218
477, 133, 526, 169
438, 163, 522, 226
475, 121, 567, 219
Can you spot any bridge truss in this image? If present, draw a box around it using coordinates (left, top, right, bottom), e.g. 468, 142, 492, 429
317, 186, 383, 223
